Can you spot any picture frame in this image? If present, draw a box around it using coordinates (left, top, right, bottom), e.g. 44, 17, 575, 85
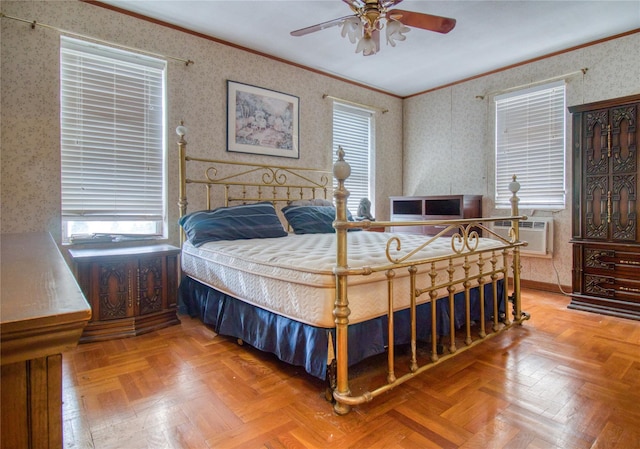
227, 80, 299, 159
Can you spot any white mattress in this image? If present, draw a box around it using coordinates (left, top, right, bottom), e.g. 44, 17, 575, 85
181, 232, 506, 328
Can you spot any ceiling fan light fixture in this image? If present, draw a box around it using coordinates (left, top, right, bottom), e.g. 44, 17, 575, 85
341, 16, 362, 44
341, 5, 412, 54
355, 35, 377, 55
290, 1, 456, 56
385, 18, 410, 47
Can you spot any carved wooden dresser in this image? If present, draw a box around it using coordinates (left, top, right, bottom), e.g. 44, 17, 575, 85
569, 94, 640, 319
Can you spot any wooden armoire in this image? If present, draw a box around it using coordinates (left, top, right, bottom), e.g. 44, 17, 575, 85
569, 93, 640, 320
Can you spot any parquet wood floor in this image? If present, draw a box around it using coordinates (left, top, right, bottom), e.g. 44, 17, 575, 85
62, 290, 640, 449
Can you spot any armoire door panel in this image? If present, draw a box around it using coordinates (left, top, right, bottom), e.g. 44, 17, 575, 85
585, 109, 610, 176
585, 175, 609, 239
611, 104, 637, 174
612, 173, 637, 241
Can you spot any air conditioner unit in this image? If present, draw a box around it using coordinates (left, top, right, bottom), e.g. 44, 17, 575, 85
489, 217, 554, 258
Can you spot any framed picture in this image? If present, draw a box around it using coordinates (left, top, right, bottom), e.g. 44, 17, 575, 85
227, 80, 299, 159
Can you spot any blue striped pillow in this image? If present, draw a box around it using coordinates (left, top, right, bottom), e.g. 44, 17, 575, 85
282, 205, 336, 234
282, 205, 358, 234
179, 202, 287, 246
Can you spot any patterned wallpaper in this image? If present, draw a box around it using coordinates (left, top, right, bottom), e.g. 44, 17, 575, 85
403, 32, 640, 289
1, 1, 638, 289
0, 1, 403, 245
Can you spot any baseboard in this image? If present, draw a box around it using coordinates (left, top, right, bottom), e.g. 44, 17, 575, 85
520, 278, 571, 295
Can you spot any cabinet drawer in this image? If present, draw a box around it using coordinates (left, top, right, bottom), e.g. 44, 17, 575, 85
424, 223, 457, 237
584, 273, 640, 302
389, 214, 424, 234
583, 246, 640, 277
390, 225, 424, 234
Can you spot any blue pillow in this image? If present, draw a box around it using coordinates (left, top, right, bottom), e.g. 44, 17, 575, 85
282, 205, 359, 234
179, 202, 287, 246
282, 205, 335, 234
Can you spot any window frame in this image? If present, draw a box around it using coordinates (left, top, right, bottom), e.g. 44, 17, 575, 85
494, 80, 566, 210
332, 102, 375, 217
60, 37, 168, 244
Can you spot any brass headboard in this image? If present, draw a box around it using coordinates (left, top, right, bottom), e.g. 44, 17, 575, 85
177, 126, 332, 244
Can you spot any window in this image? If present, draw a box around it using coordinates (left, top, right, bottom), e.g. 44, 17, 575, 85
60, 37, 166, 242
332, 103, 375, 216
495, 81, 566, 210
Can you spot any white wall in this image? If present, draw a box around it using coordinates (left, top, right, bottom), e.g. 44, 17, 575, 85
403, 32, 640, 289
0, 1, 403, 246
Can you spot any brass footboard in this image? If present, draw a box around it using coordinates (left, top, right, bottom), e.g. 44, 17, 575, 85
331, 147, 530, 415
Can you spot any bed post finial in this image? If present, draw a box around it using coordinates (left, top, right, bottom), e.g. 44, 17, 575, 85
333, 146, 351, 182
176, 120, 187, 139
508, 174, 520, 198
177, 121, 188, 246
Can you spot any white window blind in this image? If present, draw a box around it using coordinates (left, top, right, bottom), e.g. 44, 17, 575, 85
332, 103, 374, 216
495, 81, 566, 209
60, 37, 166, 240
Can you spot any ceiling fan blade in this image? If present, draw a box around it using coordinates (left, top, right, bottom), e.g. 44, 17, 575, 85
388, 9, 456, 34
290, 15, 354, 37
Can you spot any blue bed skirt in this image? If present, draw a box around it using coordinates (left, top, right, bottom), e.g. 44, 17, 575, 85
179, 277, 505, 380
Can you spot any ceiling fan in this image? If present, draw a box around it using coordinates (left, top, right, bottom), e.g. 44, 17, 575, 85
290, 0, 456, 56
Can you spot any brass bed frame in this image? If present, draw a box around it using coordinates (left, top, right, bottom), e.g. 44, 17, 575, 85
177, 127, 530, 415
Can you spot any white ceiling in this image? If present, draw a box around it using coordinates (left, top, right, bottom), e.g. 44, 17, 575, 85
99, 0, 640, 97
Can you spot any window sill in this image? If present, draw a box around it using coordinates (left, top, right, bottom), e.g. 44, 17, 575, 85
63, 234, 166, 247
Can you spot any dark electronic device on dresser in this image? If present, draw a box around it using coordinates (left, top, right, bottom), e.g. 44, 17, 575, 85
569, 93, 640, 320
390, 194, 482, 236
